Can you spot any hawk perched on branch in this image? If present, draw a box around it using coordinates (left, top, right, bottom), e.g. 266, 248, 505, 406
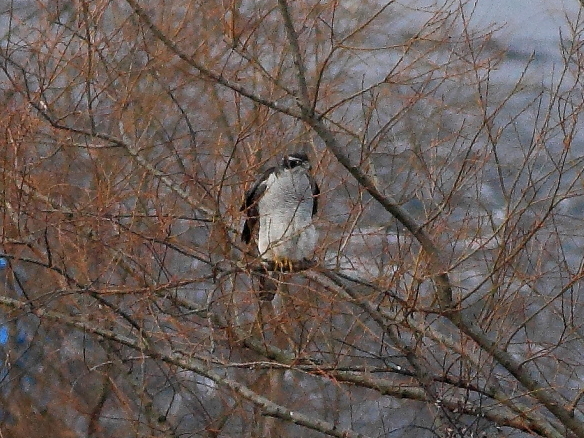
241, 152, 320, 272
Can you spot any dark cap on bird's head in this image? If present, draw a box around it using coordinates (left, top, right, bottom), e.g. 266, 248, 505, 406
281, 152, 310, 169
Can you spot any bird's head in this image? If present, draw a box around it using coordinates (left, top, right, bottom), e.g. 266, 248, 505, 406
281, 152, 311, 171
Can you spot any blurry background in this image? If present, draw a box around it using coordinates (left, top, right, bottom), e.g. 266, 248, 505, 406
1, 1, 584, 437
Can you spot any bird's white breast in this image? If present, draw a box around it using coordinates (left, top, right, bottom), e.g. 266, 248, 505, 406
257, 169, 317, 261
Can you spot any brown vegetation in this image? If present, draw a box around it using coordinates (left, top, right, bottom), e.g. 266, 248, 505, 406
2, 1, 584, 437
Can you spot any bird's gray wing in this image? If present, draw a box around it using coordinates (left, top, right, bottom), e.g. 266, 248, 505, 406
240, 166, 275, 244
310, 174, 320, 216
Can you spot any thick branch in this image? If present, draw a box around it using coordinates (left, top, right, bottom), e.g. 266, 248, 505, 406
448, 312, 584, 438
0, 295, 372, 438
308, 118, 453, 310
307, 271, 566, 438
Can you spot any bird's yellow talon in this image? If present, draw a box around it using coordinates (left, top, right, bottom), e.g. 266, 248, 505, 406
272, 257, 294, 272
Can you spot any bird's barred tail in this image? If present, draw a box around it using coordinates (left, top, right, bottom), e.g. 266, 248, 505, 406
258, 271, 279, 301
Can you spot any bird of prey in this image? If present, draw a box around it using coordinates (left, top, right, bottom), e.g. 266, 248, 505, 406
241, 152, 319, 271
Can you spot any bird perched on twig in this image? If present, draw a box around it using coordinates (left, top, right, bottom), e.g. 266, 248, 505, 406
241, 152, 320, 298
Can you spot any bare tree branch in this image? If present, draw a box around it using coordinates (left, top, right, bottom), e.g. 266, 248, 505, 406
0, 294, 373, 438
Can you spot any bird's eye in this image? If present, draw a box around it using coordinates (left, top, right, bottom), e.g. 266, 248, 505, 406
288, 158, 302, 168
